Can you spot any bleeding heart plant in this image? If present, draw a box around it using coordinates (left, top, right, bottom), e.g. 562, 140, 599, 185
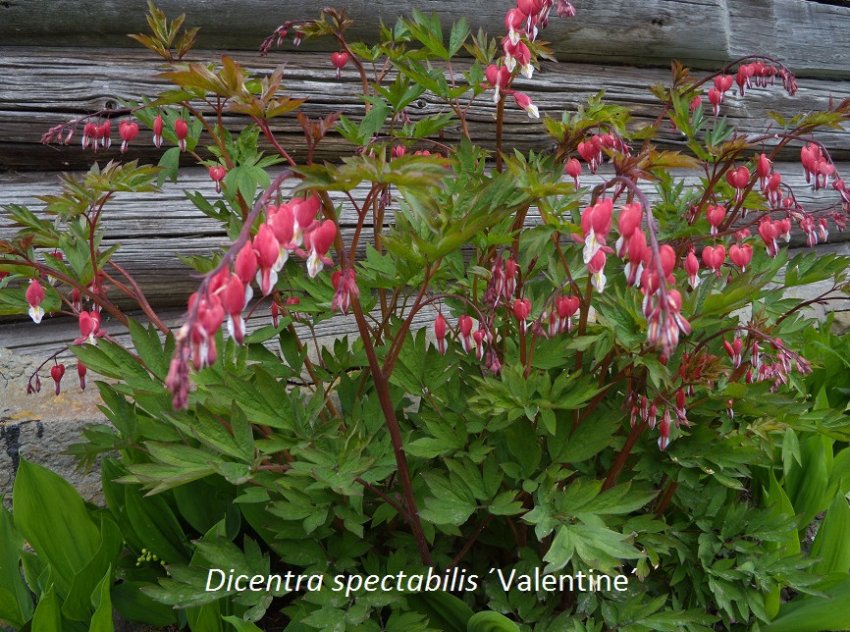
2, 1, 850, 631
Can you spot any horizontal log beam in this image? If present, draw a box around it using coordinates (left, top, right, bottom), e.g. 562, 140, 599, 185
2, 164, 848, 314
0, 1, 849, 78
1, 48, 849, 171
0, 303, 442, 361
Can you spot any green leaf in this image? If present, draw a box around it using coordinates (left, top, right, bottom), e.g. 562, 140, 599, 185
359, 96, 389, 141
31, 585, 63, 632
0, 503, 34, 627
782, 428, 802, 479
123, 485, 190, 564
222, 616, 264, 632
810, 495, 850, 575
128, 319, 171, 381
111, 581, 178, 627
12, 459, 101, 597
157, 146, 181, 185
554, 411, 620, 463
467, 611, 520, 632
763, 576, 850, 632
188, 602, 223, 632
62, 516, 122, 622
88, 568, 114, 632
448, 18, 470, 57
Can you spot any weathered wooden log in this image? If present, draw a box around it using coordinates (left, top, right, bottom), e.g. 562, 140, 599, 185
0, 1, 849, 78
3, 164, 848, 314
1, 48, 849, 171
0, 304, 442, 360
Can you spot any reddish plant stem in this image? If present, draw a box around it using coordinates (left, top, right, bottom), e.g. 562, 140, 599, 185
654, 480, 679, 517
350, 298, 432, 566
383, 264, 437, 375
356, 477, 410, 522
107, 261, 170, 334
448, 515, 493, 569
603, 420, 648, 491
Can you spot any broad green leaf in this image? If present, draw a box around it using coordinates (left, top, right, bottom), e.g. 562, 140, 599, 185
763, 576, 850, 632
87, 568, 114, 632
467, 611, 520, 632
222, 616, 264, 632
31, 585, 62, 632
123, 485, 190, 564
810, 495, 850, 575
12, 459, 100, 597
0, 503, 34, 627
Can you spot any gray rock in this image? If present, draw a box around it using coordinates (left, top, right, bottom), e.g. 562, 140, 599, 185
0, 347, 107, 505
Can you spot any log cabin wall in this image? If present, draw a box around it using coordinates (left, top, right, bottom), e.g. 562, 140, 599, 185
1, 0, 850, 354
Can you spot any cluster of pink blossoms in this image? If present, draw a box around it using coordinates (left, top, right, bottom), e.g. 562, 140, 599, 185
432, 254, 581, 375
46, 112, 194, 155
167, 194, 338, 404
483, 0, 577, 119
703, 59, 797, 117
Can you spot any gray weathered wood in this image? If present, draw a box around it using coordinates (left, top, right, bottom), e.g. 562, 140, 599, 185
1, 48, 849, 172
0, 304, 442, 360
0, 1, 849, 77
2, 163, 848, 314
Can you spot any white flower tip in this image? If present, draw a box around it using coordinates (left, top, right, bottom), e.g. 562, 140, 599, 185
28, 306, 44, 324
307, 251, 323, 278
526, 104, 540, 119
